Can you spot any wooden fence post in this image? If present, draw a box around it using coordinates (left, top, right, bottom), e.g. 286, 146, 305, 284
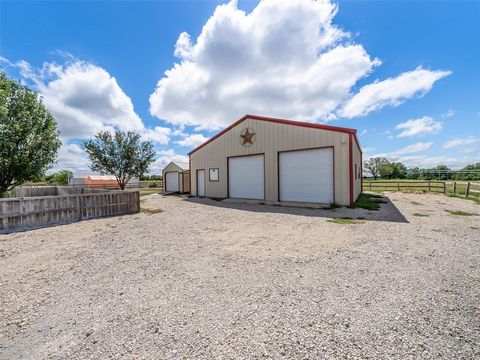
428, 182, 431, 192
466, 182, 470, 197
76, 194, 82, 220
453, 181, 456, 195
443, 182, 446, 194
397, 182, 400, 191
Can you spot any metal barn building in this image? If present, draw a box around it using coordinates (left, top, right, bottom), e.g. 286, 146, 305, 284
188, 115, 362, 206
162, 161, 190, 193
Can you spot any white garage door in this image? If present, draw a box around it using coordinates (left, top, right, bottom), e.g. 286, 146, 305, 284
279, 148, 333, 203
228, 154, 264, 200
165, 172, 179, 192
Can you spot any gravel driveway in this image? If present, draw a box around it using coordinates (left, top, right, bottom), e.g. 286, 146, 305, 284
1, 192, 479, 359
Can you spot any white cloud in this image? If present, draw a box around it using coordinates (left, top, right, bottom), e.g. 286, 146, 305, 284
3, 56, 174, 171
49, 143, 90, 173
150, 0, 450, 129
150, 0, 385, 130
33, 60, 145, 138
174, 32, 193, 60
393, 155, 478, 170
390, 142, 433, 157
4, 57, 172, 144
149, 149, 189, 174
175, 133, 209, 148
443, 136, 477, 149
368, 142, 433, 160
142, 127, 171, 145
460, 147, 476, 154
339, 67, 451, 118
360, 129, 367, 135
395, 116, 443, 138
444, 108, 455, 118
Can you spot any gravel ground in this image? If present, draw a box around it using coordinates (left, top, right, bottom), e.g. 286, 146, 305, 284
0, 192, 479, 359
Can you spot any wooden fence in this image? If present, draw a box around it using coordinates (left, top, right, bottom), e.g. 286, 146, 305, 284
449, 181, 480, 197
363, 181, 446, 193
363, 180, 480, 197
0, 187, 140, 233
139, 180, 163, 189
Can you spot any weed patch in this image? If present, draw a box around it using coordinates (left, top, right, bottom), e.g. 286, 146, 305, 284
444, 210, 478, 216
141, 207, 163, 215
410, 201, 423, 205
328, 217, 364, 225
413, 213, 430, 217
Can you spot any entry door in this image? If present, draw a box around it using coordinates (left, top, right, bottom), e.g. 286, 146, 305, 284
279, 148, 333, 203
166, 172, 179, 192
228, 154, 264, 200
197, 169, 205, 197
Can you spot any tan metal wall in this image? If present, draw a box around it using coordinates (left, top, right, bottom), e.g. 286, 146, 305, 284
352, 137, 362, 201
182, 171, 191, 193
190, 117, 355, 205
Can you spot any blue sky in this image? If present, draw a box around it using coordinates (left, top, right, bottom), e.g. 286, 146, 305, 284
1, 0, 479, 173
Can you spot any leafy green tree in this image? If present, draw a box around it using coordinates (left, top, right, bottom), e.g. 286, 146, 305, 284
379, 162, 394, 179
83, 130, 156, 190
0, 72, 61, 197
140, 174, 162, 181
45, 170, 70, 185
391, 162, 407, 179
406, 167, 421, 180
363, 157, 389, 180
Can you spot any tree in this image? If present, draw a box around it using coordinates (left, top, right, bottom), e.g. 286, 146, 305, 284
45, 170, 70, 185
363, 157, 389, 180
379, 163, 394, 179
0, 72, 61, 197
83, 130, 155, 190
391, 162, 407, 179
407, 167, 421, 180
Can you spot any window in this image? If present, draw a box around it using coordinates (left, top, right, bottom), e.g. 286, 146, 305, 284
209, 168, 219, 181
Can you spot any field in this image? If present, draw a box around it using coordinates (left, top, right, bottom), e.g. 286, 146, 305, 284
363, 180, 480, 202
1, 192, 479, 359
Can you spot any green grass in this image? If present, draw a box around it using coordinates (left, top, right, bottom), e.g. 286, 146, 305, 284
328, 217, 364, 225
413, 213, 430, 217
140, 207, 163, 215
352, 193, 387, 211
410, 201, 423, 205
444, 209, 478, 216
139, 188, 161, 197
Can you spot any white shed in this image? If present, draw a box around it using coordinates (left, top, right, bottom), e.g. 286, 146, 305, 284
162, 162, 190, 193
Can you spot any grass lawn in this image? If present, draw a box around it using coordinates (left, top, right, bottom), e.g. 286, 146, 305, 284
139, 188, 162, 197
363, 180, 480, 204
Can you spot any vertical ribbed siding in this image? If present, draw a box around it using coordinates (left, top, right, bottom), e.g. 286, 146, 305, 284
352, 138, 362, 201
190, 117, 353, 205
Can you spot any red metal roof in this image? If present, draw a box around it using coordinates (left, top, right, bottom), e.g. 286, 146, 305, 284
188, 114, 359, 156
